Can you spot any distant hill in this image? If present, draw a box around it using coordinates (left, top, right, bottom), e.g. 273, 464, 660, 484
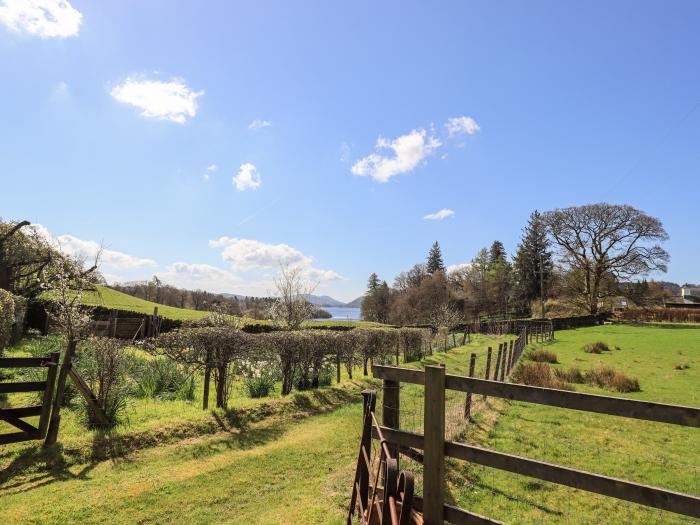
302, 294, 346, 307
345, 296, 364, 308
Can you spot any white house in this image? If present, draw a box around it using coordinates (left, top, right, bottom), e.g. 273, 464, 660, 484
680, 285, 700, 301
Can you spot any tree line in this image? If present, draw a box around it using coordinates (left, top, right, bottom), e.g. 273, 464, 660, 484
362, 203, 671, 324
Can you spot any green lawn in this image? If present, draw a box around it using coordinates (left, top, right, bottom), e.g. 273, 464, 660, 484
449, 324, 700, 524
0, 325, 697, 524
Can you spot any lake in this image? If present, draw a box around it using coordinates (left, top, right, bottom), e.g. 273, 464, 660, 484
315, 306, 362, 321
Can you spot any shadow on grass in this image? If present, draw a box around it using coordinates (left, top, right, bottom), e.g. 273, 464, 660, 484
0, 382, 367, 495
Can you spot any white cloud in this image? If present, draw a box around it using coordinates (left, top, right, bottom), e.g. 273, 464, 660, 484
445, 116, 480, 137
232, 162, 261, 191
30, 224, 157, 269
206, 164, 217, 172
249, 119, 271, 130
351, 129, 441, 183
0, 0, 82, 38
156, 262, 241, 292
110, 77, 203, 124
209, 236, 344, 281
423, 208, 455, 221
447, 262, 471, 275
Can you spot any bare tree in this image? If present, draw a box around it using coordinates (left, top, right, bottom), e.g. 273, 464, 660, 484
268, 265, 318, 330
429, 302, 462, 331
544, 204, 669, 314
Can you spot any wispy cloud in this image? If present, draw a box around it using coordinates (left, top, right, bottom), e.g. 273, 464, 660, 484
249, 119, 271, 130
351, 129, 441, 183
232, 163, 261, 191
423, 208, 454, 221
156, 262, 241, 292
110, 77, 203, 124
0, 0, 82, 38
445, 116, 480, 137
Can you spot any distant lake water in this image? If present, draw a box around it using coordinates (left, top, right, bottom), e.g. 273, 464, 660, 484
315, 306, 362, 321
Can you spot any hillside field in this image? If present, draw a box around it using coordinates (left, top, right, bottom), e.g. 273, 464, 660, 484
0, 324, 698, 524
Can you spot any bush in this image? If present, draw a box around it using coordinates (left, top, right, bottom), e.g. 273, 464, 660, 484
528, 349, 558, 363
0, 289, 15, 351
511, 363, 572, 390
583, 342, 611, 354
584, 367, 640, 393
553, 367, 585, 384
674, 363, 690, 370
243, 371, 276, 398
132, 357, 195, 401
74, 337, 134, 429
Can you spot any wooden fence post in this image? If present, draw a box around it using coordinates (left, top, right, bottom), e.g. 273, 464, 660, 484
396, 342, 400, 366
499, 344, 507, 382
493, 344, 502, 383
483, 347, 493, 402
383, 378, 400, 462
464, 353, 476, 420
452, 333, 457, 347
507, 340, 514, 375
360, 390, 376, 514
45, 339, 77, 446
37, 351, 59, 438
423, 365, 445, 525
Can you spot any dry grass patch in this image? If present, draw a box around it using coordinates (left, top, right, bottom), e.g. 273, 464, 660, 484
553, 366, 585, 384
584, 367, 640, 393
511, 363, 571, 390
582, 341, 611, 354
528, 349, 558, 363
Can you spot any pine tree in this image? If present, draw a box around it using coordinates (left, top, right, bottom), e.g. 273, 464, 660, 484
426, 241, 446, 274
367, 272, 380, 292
489, 240, 507, 268
512, 210, 552, 315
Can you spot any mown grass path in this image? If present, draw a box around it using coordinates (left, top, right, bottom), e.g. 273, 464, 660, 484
1, 404, 364, 524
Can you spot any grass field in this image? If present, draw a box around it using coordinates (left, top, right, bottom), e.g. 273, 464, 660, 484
0, 324, 698, 524
451, 324, 700, 524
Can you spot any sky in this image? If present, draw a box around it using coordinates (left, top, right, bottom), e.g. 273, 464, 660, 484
1, 1, 699, 302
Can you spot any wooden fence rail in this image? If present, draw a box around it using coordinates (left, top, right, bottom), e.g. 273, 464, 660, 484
369, 363, 700, 524
0, 353, 59, 446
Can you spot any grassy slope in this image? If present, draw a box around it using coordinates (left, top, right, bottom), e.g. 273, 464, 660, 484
451, 325, 700, 524
81, 285, 210, 321
82, 285, 384, 327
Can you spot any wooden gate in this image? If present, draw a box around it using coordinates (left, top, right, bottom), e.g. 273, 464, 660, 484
0, 353, 59, 445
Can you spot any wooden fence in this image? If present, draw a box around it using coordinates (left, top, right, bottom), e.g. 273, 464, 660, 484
0, 353, 59, 445
91, 307, 164, 340
369, 364, 700, 524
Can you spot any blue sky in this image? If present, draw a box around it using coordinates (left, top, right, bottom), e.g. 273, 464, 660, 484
2, 1, 699, 302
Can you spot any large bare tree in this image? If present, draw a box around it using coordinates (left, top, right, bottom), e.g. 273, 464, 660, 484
544, 204, 669, 314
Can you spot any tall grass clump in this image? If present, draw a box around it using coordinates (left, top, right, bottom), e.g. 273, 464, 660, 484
511, 363, 571, 390
133, 357, 195, 401
583, 342, 611, 354
528, 349, 558, 363
585, 367, 640, 393
553, 367, 585, 384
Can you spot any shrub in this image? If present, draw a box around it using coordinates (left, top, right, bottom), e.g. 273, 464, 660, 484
133, 357, 194, 400
243, 371, 276, 398
583, 342, 611, 354
511, 363, 571, 390
584, 367, 640, 393
554, 367, 585, 384
0, 289, 15, 351
528, 349, 558, 363
74, 337, 134, 429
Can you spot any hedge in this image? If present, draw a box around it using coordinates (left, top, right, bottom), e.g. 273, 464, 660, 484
0, 289, 15, 350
